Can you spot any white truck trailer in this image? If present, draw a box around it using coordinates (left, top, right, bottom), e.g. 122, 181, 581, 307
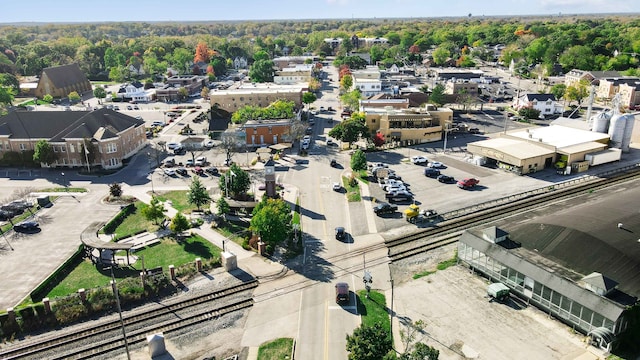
585, 148, 622, 166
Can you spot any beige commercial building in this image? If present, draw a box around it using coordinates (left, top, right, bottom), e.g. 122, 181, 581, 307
363, 105, 453, 145
209, 85, 304, 113
466, 125, 610, 175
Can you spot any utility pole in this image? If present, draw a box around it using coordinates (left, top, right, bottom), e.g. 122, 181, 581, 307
109, 267, 131, 360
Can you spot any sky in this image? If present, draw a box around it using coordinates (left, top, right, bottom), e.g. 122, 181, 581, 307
0, 0, 637, 23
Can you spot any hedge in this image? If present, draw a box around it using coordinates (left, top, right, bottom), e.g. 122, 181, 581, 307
102, 203, 135, 234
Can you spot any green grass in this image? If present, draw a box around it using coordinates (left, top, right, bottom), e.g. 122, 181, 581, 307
110, 201, 163, 239
357, 170, 369, 184
413, 250, 458, 279
215, 221, 250, 246
45, 234, 220, 299
413, 270, 436, 279
38, 187, 87, 193
343, 176, 361, 202
155, 190, 200, 213
257, 337, 294, 360
356, 290, 391, 334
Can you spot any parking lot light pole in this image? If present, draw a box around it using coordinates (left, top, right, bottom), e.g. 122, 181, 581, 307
147, 153, 155, 193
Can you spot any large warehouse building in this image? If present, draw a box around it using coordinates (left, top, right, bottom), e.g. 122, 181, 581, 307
458, 182, 640, 352
466, 125, 611, 175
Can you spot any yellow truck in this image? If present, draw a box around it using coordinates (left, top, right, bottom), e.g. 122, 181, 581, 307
404, 204, 438, 224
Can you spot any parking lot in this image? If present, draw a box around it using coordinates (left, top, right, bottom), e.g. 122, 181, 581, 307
392, 265, 590, 360
365, 146, 571, 233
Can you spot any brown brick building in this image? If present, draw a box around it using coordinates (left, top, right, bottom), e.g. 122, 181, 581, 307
34, 63, 92, 99
0, 109, 146, 170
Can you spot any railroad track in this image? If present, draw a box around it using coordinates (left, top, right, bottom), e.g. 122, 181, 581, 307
0, 280, 258, 360
387, 168, 640, 262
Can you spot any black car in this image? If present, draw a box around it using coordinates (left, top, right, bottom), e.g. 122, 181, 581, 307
0, 210, 14, 220
13, 220, 40, 233
175, 168, 188, 176
330, 159, 338, 167
374, 203, 398, 215
335, 227, 346, 241
437, 175, 455, 183
424, 168, 441, 178
205, 167, 219, 175
1, 204, 24, 215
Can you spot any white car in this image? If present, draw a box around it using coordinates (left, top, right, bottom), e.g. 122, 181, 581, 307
411, 156, 428, 164
428, 161, 444, 168
303, 135, 311, 142
203, 140, 215, 148
195, 156, 207, 166
163, 169, 176, 176
332, 182, 341, 191
302, 142, 310, 150
166, 142, 180, 150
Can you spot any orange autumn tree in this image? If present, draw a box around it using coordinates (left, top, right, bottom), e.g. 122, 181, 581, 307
194, 42, 217, 64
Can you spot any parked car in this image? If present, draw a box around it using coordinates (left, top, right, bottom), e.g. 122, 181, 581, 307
411, 156, 428, 165
13, 220, 40, 233
173, 146, 186, 155
163, 157, 176, 167
133, 105, 140, 110
374, 203, 398, 215
424, 168, 441, 178
205, 167, 219, 176
428, 161, 444, 168
335, 282, 349, 304
326, 138, 334, 146
192, 166, 204, 176
0, 210, 14, 220
163, 169, 176, 176
166, 142, 180, 150
437, 175, 455, 183
185, 159, 194, 167
469, 128, 481, 134
335, 227, 346, 240
126, 105, 133, 110
175, 168, 188, 176
203, 140, 215, 148
388, 193, 413, 203
330, 159, 338, 167
332, 182, 341, 191
195, 156, 207, 166
457, 178, 480, 189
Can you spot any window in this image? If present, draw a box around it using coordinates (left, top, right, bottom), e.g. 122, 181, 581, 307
107, 143, 117, 153
61, 146, 66, 152
70, 144, 75, 153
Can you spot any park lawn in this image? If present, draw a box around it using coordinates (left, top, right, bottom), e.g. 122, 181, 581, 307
154, 190, 199, 213
356, 290, 391, 335
110, 201, 163, 239
215, 221, 250, 246
257, 338, 294, 360
46, 260, 113, 299
44, 235, 220, 300
135, 235, 221, 269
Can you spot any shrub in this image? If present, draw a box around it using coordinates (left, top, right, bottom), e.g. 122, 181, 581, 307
53, 294, 89, 326
87, 287, 115, 314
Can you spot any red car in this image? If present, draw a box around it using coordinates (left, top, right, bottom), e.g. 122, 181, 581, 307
457, 178, 479, 189
192, 166, 204, 176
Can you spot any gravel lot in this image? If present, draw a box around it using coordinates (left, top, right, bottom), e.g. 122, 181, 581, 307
391, 257, 591, 360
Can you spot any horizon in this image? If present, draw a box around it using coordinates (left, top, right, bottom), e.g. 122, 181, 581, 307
0, 0, 637, 24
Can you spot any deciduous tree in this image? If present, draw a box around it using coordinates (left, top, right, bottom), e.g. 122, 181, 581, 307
429, 84, 446, 107
345, 323, 392, 360
32, 140, 56, 165
219, 164, 251, 199
302, 91, 317, 111
141, 196, 166, 226
249, 59, 275, 83
329, 113, 369, 147
250, 197, 292, 250
350, 149, 367, 172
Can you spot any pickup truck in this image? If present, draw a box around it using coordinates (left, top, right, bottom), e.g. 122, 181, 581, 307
374, 203, 398, 215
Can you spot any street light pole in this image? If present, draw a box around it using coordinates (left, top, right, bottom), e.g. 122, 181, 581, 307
147, 152, 155, 193
109, 267, 131, 360
61, 172, 67, 191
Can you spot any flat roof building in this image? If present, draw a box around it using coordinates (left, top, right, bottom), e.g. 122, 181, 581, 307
466, 125, 610, 175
